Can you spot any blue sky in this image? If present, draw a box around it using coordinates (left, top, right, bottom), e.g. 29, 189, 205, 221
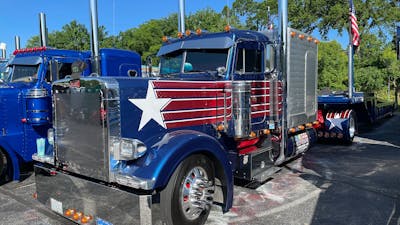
0, 0, 349, 55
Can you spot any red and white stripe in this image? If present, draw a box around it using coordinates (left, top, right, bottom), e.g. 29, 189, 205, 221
151, 80, 282, 129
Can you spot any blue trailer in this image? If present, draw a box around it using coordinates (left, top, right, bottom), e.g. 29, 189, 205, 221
0, 46, 142, 183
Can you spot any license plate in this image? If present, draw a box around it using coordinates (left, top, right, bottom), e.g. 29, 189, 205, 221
50, 198, 63, 214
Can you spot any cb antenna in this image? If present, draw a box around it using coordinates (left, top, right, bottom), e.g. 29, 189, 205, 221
226, 0, 230, 26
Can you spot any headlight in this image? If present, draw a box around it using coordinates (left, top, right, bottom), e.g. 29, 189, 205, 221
112, 137, 147, 161
47, 128, 54, 146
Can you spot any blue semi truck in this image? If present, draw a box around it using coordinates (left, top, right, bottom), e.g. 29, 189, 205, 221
0, 46, 142, 183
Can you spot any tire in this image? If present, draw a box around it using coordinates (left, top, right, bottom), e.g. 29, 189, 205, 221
160, 154, 215, 225
0, 149, 11, 184
344, 111, 357, 144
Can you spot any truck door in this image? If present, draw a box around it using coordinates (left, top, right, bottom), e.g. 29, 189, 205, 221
233, 41, 269, 128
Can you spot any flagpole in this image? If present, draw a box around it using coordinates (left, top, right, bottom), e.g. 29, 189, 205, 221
348, 1, 354, 99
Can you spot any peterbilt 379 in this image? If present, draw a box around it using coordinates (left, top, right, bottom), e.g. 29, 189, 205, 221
33, 0, 321, 224
0, 10, 142, 183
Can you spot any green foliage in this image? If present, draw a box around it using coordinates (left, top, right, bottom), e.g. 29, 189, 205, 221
318, 41, 348, 90
26, 20, 112, 50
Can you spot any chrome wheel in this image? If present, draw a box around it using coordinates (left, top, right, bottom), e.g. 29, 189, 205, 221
180, 166, 214, 221
349, 116, 355, 139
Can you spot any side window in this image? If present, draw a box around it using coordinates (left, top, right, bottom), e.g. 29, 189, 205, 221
245, 49, 262, 73
235, 44, 262, 74
265, 45, 274, 73
58, 63, 73, 80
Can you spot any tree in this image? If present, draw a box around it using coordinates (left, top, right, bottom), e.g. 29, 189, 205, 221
318, 41, 348, 90
26, 21, 111, 50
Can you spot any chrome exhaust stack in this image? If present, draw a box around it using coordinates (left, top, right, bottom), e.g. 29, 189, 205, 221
39, 12, 48, 47
89, 0, 101, 75
15, 36, 20, 50
178, 0, 185, 33
275, 0, 288, 165
0, 43, 5, 59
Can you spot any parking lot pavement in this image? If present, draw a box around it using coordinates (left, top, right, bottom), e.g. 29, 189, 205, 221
0, 175, 74, 225
1, 113, 399, 225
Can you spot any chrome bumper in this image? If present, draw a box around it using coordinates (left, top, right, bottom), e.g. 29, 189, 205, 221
34, 164, 162, 225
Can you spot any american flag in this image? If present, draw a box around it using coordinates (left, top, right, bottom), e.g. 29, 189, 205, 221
349, 0, 360, 47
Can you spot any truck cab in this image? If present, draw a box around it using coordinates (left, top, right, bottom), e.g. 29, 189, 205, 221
34, 27, 319, 225
0, 47, 141, 183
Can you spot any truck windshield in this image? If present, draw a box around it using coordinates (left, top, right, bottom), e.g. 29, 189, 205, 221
159, 49, 228, 76
10, 65, 39, 83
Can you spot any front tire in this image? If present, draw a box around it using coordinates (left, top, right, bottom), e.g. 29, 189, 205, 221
160, 154, 215, 225
0, 149, 11, 184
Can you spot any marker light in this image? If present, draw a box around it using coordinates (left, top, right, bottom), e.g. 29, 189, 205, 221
289, 128, 296, 134
224, 25, 231, 32
314, 39, 320, 44
185, 30, 191, 36
307, 37, 313, 42
298, 34, 305, 40
263, 129, 271, 135
177, 32, 184, 38
81, 215, 93, 224
73, 212, 83, 220
65, 209, 75, 217
162, 36, 168, 42
290, 31, 296, 37
196, 28, 202, 35
297, 125, 305, 131
217, 124, 225, 132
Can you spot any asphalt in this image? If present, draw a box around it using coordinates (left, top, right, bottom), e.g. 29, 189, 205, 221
0, 113, 399, 225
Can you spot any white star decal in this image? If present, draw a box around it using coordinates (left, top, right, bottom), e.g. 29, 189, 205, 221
327, 118, 345, 130
129, 82, 171, 131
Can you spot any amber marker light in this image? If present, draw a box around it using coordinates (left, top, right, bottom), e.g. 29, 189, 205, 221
307, 37, 313, 42
73, 212, 83, 220
217, 124, 225, 132
298, 125, 305, 131
177, 32, 184, 38
64, 209, 75, 217
263, 129, 271, 135
306, 123, 313, 128
196, 28, 202, 35
289, 128, 296, 134
250, 131, 256, 138
314, 39, 320, 44
290, 31, 296, 37
224, 25, 231, 32
162, 36, 168, 42
185, 30, 191, 36
81, 215, 93, 224
298, 34, 305, 40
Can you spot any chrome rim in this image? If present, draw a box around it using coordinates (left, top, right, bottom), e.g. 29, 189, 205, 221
349, 116, 355, 138
180, 166, 214, 220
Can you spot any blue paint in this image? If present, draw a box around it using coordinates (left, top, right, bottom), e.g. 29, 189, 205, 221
0, 47, 141, 181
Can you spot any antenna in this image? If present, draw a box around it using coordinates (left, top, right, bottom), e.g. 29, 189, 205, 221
112, 0, 116, 47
